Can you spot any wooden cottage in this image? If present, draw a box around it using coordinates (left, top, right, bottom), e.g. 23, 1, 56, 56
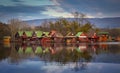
40, 32, 51, 44
15, 31, 34, 41
21, 31, 27, 41
97, 32, 109, 42
25, 31, 33, 40
48, 30, 63, 43
36, 31, 43, 38
31, 31, 43, 41
76, 32, 88, 42
65, 32, 76, 43
116, 36, 120, 41
15, 31, 23, 41
87, 29, 99, 42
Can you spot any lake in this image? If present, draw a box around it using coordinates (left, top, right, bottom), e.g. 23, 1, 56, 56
0, 42, 120, 73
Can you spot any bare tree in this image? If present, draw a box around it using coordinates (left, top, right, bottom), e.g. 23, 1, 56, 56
8, 19, 29, 41
72, 11, 87, 26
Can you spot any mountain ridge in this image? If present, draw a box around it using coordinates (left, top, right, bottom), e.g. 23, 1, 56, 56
25, 17, 120, 28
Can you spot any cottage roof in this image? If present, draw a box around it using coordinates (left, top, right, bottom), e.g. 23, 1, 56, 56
65, 32, 75, 38
66, 32, 74, 36
36, 31, 43, 37
25, 31, 33, 37
97, 32, 109, 35
56, 33, 63, 37
49, 30, 63, 37
18, 31, 23, 36
76, 32, 83, 37
43, 32, 49, 37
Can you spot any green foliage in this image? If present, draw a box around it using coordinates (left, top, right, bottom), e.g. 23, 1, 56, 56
80, 23, 93, 33
107, 28, 120, 37
0, 22, 11, 40
40, 18, 93, 35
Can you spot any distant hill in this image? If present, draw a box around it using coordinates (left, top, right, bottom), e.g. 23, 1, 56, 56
25, 17, 120, 28
88, 17, 120, 28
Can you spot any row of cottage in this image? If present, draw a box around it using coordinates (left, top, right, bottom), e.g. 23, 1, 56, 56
14, 30, 110, 43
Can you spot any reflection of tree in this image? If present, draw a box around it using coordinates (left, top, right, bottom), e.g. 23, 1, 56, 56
90, 43, 120, 55
12, 43, 92, 64
9, 43, 22, 64
47, 47, 92, 64
90, 43, 108, 55
81, 51, 92, 61
7, 42, 120, 65
72, 62, 87, 72
0, 44, 11, 61
108, 44, 120, 54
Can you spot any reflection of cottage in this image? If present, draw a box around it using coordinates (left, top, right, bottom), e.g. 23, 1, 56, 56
97, 32, 109, 42
76, 43, 87, 53
15, 43, 94, 62
76, 32, 88, 42
25, 47, 33, 54
35, 46, 42, 54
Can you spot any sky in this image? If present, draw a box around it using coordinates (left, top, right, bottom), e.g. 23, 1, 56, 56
0, 0, 120, 22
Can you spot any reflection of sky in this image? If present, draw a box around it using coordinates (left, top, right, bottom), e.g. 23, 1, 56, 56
0, 59, 120, 73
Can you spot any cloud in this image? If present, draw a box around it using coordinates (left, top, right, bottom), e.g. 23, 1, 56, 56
42, 7, 95, 18
0, 0, 55, 6
108, 0, 120, 3
59, 0, 120, 17
0, 5, 48, 22
42, 6, 74, 18
11, 0, 24, 2
0, 0, 16, 6
86, 15, 95, 18
97, 12, 103, 16
50, 0, 60, 5
0, 0, 120, 22
19, 0, 54, 6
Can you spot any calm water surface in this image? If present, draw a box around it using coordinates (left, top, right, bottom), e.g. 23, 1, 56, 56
0, 42, 120, 73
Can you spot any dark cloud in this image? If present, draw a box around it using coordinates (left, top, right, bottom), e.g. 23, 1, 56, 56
0, 5, 47, 14
0, 0, 120, 22
59, 0, 120, 17
11, 0, 24, 3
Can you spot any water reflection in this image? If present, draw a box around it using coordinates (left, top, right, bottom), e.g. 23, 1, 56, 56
2, 42, 120, 63
1, 42, 120, 72
0, 43, 11, 61
14, 43, 92, 63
